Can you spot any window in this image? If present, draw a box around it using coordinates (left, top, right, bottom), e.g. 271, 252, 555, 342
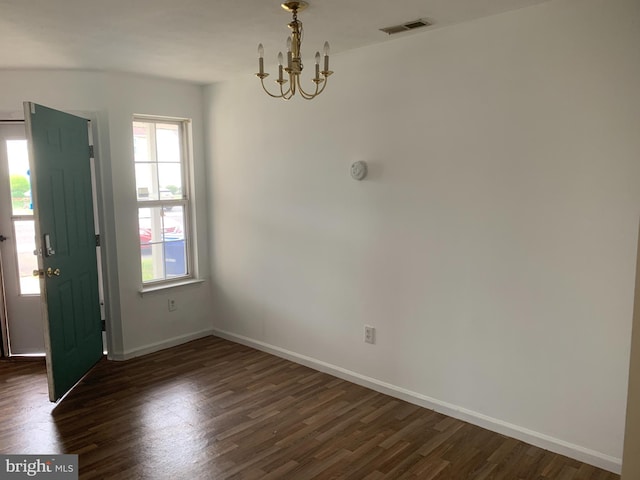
133, 117, 192, 284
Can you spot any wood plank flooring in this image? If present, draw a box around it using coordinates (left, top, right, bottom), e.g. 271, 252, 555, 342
0, 336, 620, 479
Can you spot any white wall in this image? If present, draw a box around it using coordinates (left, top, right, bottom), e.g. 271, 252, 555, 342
205, 0, 640, 472
0, 70, 213, 359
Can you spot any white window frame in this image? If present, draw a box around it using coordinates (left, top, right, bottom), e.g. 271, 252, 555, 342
133, 115, 194, 287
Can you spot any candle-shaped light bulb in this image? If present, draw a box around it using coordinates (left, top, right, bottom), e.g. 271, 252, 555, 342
257, 43, 264, 74
286, 37, 292, 69
286, 37, 292, 52
277, 52, 284, 81
315, 51, 320, 78
323, 41, 330, 72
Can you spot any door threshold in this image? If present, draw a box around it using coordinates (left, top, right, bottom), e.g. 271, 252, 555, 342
5, 353, 46, 359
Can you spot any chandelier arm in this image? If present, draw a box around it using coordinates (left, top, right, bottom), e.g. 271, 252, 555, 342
279, 76, 294, 100
298, 74, 329, 100
260, 77, 287, 99
297, 79, 321, 99
299, 90, 317, 100
286, 87, 295, 100
315, 75, 329, 95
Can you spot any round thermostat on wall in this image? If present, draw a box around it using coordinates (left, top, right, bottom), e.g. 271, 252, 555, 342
350, 161, 367, 181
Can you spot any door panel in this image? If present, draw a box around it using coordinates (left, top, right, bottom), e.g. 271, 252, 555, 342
25, 102, 103, 401
0, 123, 43, 355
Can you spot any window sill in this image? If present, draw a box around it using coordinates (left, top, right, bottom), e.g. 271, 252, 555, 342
138, 278, 205, 296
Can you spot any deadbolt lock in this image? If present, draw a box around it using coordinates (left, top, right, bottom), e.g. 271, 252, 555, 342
33, 269, 44, 277
47, 267, 61, 278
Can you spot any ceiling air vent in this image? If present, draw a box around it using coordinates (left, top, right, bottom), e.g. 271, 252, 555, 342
379, 19, 432, 35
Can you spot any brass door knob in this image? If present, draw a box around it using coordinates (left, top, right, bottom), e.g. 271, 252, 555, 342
46, 267, 61, 278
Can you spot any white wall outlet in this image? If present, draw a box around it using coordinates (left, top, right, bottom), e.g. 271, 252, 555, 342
168, 299, 177, 312
364, 325, 375, 344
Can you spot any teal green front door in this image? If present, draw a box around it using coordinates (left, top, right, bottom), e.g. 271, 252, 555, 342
24, 102, 103, 402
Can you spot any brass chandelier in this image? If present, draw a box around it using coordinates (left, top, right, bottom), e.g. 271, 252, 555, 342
256, 1, 333, 100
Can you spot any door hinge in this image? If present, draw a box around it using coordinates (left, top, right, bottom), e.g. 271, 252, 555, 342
95, 234, 101, 247
89, 145, 95, 158
101, 320, 106, 332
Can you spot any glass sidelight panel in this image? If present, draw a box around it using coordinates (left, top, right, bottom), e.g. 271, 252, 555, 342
13, 220, 39, 295
5, 138, 39, 295
7, 139, 32, 216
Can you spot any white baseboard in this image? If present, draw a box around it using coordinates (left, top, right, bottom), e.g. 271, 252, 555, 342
109, 328, 215, 361
211, 328, 622, 474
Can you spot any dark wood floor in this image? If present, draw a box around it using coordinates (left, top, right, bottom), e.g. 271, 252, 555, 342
0, 336, 620, 479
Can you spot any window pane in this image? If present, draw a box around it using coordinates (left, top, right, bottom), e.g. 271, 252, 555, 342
133, 122, 152, 163
156, 124, 180, 163
158, 163, 182, 196
7, 140, 33, 216
142, 243, 166, 282
139, 207, 163, 246
135, 163, 159, 201
162, 206, 184, 242
14, 220, 40, 295
164, 240, 186, 277
139, 205, 188, 282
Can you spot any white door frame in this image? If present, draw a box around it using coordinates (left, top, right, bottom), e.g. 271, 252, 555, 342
0, 115, 111, 357
0, 249, 9, 357
0, 119, 44, 357
0, 122, 15, 356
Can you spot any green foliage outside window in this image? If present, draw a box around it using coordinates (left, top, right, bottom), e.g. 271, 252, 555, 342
10, 175, 30, 211
10, 175, 29, 198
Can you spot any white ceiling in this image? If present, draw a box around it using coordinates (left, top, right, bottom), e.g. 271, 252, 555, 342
0, 0, 550, 85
